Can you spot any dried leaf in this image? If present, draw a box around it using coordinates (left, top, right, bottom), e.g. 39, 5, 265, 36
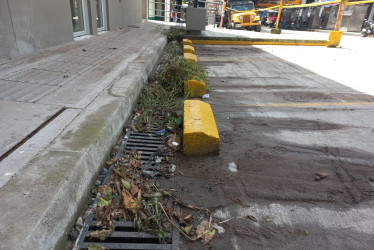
106, 158, 116, 166
173, 211, 192, 225
138, 209, 148, 221
88, 229, 113, 240
130, 181, 139, 196
122, 189, 137, 213
129, 158, 140, 168
88, 244, 107, 250
314, 172, 328, 181
167, 133, 179, 150
98, 185, 112, 195
247, 215, 258, 222
137, 189, 142, 202
131, 124, 138, 132
196, 220, 214, 245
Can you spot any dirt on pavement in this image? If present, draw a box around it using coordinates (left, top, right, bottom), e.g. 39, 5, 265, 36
159, 45, 374, 249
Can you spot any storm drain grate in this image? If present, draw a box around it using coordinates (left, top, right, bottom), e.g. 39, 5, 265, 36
74, 120, 179, 250
77, 219, 179, 249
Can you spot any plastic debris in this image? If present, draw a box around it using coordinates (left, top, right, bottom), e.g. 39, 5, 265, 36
228, 162, 238, 173
155, 156, 163, 163
169, 164, 176, 173
213, 223, 225, 234
156, 128, 166, 135
202, 94, 210, 99
172, 141, 179, 146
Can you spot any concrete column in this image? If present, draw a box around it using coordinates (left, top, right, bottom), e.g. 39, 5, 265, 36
88, 0, 98, 35
142, 0, 148, 19
369, 3, 374, 22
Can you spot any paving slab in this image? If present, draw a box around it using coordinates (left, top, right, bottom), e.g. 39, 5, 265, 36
0, 100, 62, 157
0, 22, 167, 250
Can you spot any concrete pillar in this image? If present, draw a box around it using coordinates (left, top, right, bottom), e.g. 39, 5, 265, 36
369, 3, 374, 22
142, 0, 148, 19
88, 0, 98, 35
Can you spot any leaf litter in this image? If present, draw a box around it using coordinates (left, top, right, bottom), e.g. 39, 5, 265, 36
80, 27, 217, 246
87, 148, 219, 245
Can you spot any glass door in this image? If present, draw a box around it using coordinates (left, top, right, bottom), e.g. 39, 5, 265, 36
96, 0, 108, 31
70, 0, 90, 37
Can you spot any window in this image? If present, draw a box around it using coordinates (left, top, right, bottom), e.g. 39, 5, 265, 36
96, 0, 108, 31
70, 0, 90, 37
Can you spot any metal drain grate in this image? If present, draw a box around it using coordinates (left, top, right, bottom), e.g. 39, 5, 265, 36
77, 219, 179, 249
74, 122, 179, 250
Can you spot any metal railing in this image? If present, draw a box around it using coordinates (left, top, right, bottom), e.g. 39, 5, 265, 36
148, 0, 222, 26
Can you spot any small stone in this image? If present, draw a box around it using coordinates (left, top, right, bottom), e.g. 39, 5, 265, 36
95, 180, 101, 186
76, 217, 83, 227
100, 168, 108, 175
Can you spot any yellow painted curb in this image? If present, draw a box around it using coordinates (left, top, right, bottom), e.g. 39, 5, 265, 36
184, 76, 206, 97
190, 40, 327, 46
327, 31, 343, 47
183, 100, 220, 156
183, 44, 195, 54
183, 39, 193, 46
184, 52, 198, 63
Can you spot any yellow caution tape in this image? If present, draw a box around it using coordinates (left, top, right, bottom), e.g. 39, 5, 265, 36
282, 1, 341, 8
346, 0, 374, 5
260, 0, 374, 10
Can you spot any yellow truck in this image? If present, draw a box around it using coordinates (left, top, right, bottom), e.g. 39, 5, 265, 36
225, 0, 261, 31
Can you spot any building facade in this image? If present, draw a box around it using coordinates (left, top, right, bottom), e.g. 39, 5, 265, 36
0, 0, 142, 60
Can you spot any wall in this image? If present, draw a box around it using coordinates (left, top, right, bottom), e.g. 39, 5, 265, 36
1, 0, 73, 59
0, 1, 18, 59
0, 0, 143, 60
108, 0, 142, 30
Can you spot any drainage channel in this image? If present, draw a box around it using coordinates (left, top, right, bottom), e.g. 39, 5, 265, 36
74, 116, 180, 250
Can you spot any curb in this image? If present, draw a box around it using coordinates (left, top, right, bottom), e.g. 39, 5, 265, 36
185, 36, 328, 46
182, 40, 220, 156
183, 100, 220, 156
0, 35, 167, 250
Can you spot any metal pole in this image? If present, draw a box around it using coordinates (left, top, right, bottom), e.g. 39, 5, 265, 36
334, 0, 347, 31
275, 0, 283, 29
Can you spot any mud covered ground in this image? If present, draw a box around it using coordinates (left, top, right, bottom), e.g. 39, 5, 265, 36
159, 45, 374, 249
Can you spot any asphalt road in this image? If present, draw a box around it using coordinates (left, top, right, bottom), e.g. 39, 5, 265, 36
160, 33, 374, 249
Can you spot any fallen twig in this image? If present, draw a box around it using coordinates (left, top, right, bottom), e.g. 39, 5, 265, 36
112, 168, 127, 179
158, 202, 213, 241
159, 189, 212, 216
218, 216, 245, 224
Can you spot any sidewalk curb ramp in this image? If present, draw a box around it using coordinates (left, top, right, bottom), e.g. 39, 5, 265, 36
0, 30, 167, 249
185, 36, 328, 46
183, 100, 220, 156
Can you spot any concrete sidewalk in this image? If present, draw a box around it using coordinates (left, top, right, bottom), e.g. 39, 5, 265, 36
0, 22, 167, 250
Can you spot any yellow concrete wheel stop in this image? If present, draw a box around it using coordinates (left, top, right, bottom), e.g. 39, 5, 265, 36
183, 100, 220, 156
183, 39, 193, 46
184, 76, 206, 97
327, 31, 343, 47
183, 45, 195, 54
184, 52, 197, 63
